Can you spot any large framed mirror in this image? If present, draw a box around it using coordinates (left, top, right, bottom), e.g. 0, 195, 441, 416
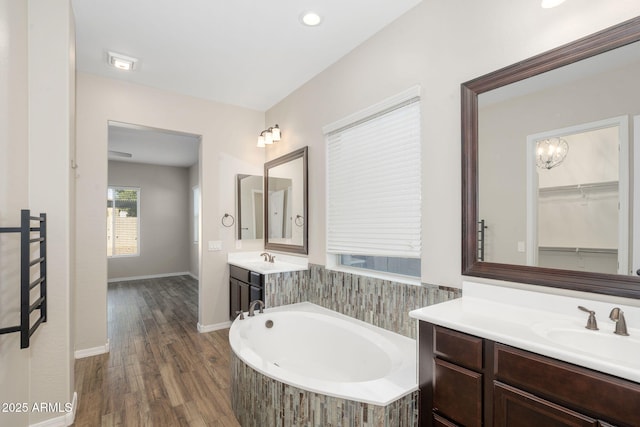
236, 174, 264, 240
462, 16, 640, 299
264, 146, 308, 254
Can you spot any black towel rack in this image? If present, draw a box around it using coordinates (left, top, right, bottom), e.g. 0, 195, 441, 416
478, 219, 488, 262
0, 210, 47, 349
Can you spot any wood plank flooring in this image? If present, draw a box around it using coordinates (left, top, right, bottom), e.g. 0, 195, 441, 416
72, 276, 240, 427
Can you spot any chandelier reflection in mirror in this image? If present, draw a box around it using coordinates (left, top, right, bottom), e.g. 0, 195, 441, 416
257, 124, 281, 148
536, 137, 569, 170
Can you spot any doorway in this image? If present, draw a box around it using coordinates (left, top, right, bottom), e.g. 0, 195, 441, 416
526, 116, 629, 274
106, 120, 202, 313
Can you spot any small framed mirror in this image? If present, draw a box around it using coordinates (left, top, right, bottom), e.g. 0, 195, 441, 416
236, 174, 264, 240
264, 146, 308, 254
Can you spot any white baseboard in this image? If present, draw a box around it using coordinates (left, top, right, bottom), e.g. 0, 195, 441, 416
188, 272, 199, 280
107, 271, 192, 283
74, 340, 110, 359
29, 391, 77, 427
197, 320, 232, 333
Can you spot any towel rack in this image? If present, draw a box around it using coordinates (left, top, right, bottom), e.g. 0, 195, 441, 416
0, 209, 47, 349
478, 219, 488, 261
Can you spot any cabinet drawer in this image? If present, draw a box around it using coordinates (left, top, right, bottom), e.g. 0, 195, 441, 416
434, 326, 483, 370
495, 343, 640, 426
494, 382, 597, 427
434, 358, 482, 427
229, 265, 263, 286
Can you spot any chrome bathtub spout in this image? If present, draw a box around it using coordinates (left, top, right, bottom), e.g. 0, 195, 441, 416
260, 252, 275, 263
609, 307, 629, 336
248, 300, 265, 317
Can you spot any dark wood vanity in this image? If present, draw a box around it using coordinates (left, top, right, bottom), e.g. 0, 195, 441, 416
419, 322, 640, 427
229, 265, 264, 319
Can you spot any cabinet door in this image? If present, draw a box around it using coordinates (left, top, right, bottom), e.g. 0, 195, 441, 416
494, 382, 598, 427
249, 285, 262, 306
230, 278, 240, 318
432, 413, 459, 427
434, 358, 482, 427
239, 281, 250, 312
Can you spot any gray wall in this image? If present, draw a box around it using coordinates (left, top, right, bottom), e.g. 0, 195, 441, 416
108, 160, 191, 280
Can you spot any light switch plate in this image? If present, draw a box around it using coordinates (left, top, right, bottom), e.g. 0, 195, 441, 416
208, 240, 222, 251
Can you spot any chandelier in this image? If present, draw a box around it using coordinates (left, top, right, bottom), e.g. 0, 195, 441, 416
536, 137, 569, 170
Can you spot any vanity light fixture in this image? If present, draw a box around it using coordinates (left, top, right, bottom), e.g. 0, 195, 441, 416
257, 124, 281, 148
107, 51, 138, 71
541, 0, 566, 8
536, 137, 569, 170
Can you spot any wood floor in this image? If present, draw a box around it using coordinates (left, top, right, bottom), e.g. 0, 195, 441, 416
72, 276, 240, 427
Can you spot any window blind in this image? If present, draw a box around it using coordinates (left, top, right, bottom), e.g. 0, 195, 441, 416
326, 96, 421, 258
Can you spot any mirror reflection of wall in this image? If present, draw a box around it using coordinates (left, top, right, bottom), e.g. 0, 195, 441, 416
477, 40, 640, 276
267, 177, 292, 239
267, 156, 304, 245
237, 174, 263, 240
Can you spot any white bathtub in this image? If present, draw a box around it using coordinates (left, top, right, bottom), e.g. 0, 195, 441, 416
229, 302, 417, 406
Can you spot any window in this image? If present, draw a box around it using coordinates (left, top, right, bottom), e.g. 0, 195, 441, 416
193, 185, 200, 243
107, 187, 140, 257
324, 87, 421, 279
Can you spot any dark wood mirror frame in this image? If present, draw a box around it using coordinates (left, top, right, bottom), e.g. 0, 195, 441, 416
264, 146, 309, 255
462, 16, 640, 299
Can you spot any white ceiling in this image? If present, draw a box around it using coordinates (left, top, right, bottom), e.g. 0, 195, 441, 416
73, 0, 422, 112
76, 0, 422, 167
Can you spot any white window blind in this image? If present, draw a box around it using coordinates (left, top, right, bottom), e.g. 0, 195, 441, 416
326, 93, 421, 259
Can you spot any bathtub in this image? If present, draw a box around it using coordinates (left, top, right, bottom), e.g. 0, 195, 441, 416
229, 302, 417, 417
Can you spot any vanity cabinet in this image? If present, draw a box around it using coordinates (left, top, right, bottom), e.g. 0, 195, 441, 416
229, 265, 264, 319
419, 322, 640, 427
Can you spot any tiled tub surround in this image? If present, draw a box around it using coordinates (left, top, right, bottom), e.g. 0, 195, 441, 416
229, 303, 419, 426
264, 264, 461, 338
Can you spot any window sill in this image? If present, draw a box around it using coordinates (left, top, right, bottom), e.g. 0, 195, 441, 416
325, 265, 422, 287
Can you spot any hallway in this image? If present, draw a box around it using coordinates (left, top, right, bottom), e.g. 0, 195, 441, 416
73, 276, 239, 426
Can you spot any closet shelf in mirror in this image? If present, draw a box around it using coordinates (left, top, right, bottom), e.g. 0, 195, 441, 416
538, 246, 618, 255
538, 180, 617, 197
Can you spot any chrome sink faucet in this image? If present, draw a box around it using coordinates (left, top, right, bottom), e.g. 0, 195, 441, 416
260, 252, 275, 263
248, 300, 265, 317
609, 307, 629, 336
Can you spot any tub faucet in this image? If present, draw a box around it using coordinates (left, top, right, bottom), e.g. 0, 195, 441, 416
609, 307, 629, 336
248, 300, 265, 317
260, 252, 275, 263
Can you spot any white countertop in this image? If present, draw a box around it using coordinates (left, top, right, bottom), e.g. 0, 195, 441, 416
409, 281, 640, 383
228, 251, 308, 274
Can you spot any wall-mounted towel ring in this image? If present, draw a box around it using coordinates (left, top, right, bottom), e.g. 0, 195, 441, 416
222, 213, 235, 227
294, 214, 304, 227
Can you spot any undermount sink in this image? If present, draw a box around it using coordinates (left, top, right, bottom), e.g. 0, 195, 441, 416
532, 320, 640, 367
227, 253, 308, 274
237, 261, 283, 271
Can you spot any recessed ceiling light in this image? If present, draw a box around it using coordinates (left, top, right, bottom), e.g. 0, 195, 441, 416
107, 51, 138, 71
300, 11, 322, 27
541, 0, 566, 8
